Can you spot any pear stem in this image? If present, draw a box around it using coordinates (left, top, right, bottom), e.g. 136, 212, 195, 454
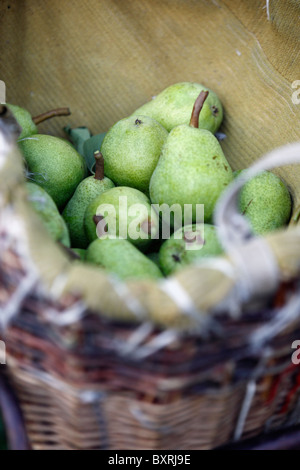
94, 151, 105, 180
32, 107, 71, 125
189, 91, 209, 128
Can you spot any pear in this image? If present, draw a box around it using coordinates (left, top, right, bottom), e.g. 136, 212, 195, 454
133, 82, 223, 133
4, 104, 70, 140
18, 134, 87, 209
62, 151, 115, 248
26, 182, 70, 247
149, 91, 233, 225
84, 186, 159, 250
5, 104, 38, 139
86, 237, 163, 281
159, 223, 223, 276
235, 170, 292, 235
101, 115, 168, 193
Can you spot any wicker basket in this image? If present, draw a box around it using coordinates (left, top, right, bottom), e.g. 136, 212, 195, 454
1, 0, 300, 450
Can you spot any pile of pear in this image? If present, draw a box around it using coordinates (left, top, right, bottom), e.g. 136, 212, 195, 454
6, 82, 292, 282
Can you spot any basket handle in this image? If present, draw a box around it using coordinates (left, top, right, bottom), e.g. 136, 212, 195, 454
214, 141, 300, 252
206, 142, 300, 303
0, 373, 30, 450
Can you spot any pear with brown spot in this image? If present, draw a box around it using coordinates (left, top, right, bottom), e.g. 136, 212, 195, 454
149, 91, 233, 224
159, 223, 224, 276
84, 186, 159, 251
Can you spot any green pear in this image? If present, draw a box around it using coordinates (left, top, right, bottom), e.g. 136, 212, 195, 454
159, 223, 223, 276
149, 91, 233, 225
86, 237, 163, 281
26, 182, 70, 247
4, 104, 70, 140
133, 82, 223, 133
235, 170, 292, 235
62, 151, 115, 248
5, 103, 38, 139
84, 186, 159, 250
18, 134, 87, 209
101, 115, 168, 193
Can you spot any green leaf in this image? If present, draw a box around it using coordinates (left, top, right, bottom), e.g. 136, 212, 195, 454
63, 125, 91, 157
83, 133, 106, 174
63, 126, 106, 175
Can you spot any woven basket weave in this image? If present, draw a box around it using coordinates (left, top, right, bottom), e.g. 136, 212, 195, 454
1, 0, 300, 450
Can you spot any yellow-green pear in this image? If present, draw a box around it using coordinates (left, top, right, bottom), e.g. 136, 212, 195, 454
101, 115, 168, 193
235, 170, 292, 235
62, 152, 115, 248
5, 103, 38, 139
86, 237, 163, 281
133, 82, 223, 133
26, 182, 70, 247
4, 104, 70, 140
84, 186, 159, 250
159, 223, 223, 276
149, 91, 233, 225
19, 134, 87, 209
